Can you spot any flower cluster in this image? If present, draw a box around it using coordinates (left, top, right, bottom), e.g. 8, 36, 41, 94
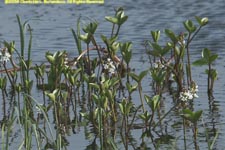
0, 47, 11, 63
153, 61, 165, 70
179, 82, 198, 102
190, 81, 199, 94
103, 58, 116, 74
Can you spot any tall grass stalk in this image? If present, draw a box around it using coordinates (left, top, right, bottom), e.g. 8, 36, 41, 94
16, 15, 33, 94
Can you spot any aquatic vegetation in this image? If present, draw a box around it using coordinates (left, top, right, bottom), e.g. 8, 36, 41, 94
0, 8, 220, 150
0, 48, 11, 63
193, 48, 218, 96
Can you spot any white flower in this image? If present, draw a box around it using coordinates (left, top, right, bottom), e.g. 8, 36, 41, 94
189, 81, 199, 98
179, 86, 199, 102
0, 48, 11, 63
153, 62, 159, 68
193, 93, 199, 98
103, 58, 116, 74
153, 61, 165, 69
103, 63, 109, 70
179, 90, 193, 102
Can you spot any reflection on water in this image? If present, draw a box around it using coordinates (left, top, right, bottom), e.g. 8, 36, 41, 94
1, 0, 225, 149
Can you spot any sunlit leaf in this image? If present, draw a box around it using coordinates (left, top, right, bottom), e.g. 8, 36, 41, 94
183, 20, 196, 33
165, 29, 178, 43
151, 30, 160, 43
195, 16, 208, 26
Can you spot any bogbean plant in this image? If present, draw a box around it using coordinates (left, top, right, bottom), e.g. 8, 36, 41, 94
146, 16, 219, 149
193, 48, 218, 96
0, 8, 219, 150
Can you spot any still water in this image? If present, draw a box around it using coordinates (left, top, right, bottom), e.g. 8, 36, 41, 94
0, 0, 225, 149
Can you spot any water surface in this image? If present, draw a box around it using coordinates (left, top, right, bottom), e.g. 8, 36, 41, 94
1, 0, 225, 149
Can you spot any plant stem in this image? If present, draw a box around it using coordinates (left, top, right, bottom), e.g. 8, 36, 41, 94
138, 83, 145, 112
183, 118, 187, 150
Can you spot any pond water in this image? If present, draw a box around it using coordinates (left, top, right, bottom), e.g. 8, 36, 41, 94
1, 0, 225, 149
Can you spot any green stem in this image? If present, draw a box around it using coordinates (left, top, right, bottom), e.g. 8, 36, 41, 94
208, 63, 212, 95
183, 118, 187, 150
138, 83, 145, 112
111, 24, 115, 37
3, 62, 14, 88
115, 25, 121, 37
186, 33, 192, 87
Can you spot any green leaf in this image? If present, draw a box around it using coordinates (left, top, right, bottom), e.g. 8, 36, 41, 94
195, 16, 208, 26
83, 21, 98, 34
151, 43, 162, 52
109, 78, 120, 87
192, 58, 207, 66
89, 83, 100, 90
139, 111, 151, 121
151, 69, 166, 84
105, 90, 113, 101
145, 95, 160, 112
202, 48, 210, 60
118, 104, 124, 114
129, 70, 148, 83
209, 54, 218, 64
151, 30, 160, 43
211, 69, 218, 80
119, 16, 128, 25
16, 15, 25, 57
101, 35, 118, 51
0, 77, 7, 89
126, 82, 138, 93
181, 109, 202, 123
129, 72, 139, 82
4, 41, 15, 55
193, 48, 218, 66
79, 33, 91, 44
181, 109, 194, 122
139, 70, 148, 81
115, 10, 128, 25
105, 16, 118, 24
120, 42, 132, 64
45, 53, 55, 64
45, 93, 55, 102
119, 98, 133, 115
193, 110, 203, 123
183, 20, 196, 33
165, 29, 178, 43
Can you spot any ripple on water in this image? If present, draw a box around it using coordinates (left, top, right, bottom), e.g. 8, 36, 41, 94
1, 0, 225, 149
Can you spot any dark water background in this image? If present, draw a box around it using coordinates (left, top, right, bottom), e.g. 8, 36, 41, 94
1, 0, 225, 149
